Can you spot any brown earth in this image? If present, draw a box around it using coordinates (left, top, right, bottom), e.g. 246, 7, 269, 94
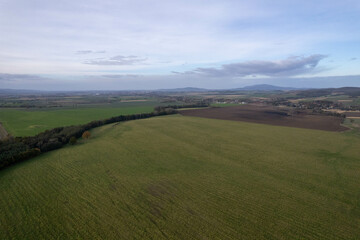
344, 111, 360, 117
180, 105, 348, 132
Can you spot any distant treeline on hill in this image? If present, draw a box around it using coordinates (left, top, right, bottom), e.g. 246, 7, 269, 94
0, 105, 193, 170
296, 87, 360, 98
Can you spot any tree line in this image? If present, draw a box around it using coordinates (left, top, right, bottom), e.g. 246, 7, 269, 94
0, 107, 179, 170
154, 103, 209, 112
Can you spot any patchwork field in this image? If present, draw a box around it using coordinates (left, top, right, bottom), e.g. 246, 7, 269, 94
181, 105, 348, 131
1, 115, 359, 239
0, 101, 161, 136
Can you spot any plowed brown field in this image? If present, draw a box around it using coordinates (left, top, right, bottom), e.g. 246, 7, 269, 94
180, 105, 348, 131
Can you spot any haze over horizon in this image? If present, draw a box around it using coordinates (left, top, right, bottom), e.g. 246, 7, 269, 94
1, 0, 359, 90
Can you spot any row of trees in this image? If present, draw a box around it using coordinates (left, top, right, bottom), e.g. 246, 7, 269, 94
154, 103, 209, 113
0, 108, 178, 170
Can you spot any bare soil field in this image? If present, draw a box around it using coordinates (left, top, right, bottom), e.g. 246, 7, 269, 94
344, 111, 360, 117
180, 105, 348, 131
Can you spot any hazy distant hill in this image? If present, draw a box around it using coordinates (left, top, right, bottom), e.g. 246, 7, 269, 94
157, 85, 300, 92
235, 84, 301, 91
0, 89, 48, 95
295, 87, 360, 97
156, 87, 208, 92
2, 86, 360, 96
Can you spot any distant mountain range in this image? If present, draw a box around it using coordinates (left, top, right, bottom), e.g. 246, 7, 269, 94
157, 84, 303, 92
2, 85, 360, 95
234, 84, 302, 91
156, 87, 208, 92
295, 87, 360, 98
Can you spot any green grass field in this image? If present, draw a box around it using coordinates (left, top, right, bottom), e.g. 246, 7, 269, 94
0, 101, 161, 136
344, 118, 360, 135
1, 115, 360, 239
210, 103, 240, 107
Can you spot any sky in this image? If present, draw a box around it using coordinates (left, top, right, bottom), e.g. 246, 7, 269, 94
0, 0, 360, 90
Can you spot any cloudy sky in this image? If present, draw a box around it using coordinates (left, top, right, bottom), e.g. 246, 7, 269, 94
0, 0, 359, 90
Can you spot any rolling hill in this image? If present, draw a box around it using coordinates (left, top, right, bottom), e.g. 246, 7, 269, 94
1, 115, 359, 239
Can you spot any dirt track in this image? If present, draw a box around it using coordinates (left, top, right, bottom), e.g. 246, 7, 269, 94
180, 105, 348, 132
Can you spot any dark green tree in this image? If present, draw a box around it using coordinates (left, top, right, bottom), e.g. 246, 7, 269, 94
69, 136, 77, 145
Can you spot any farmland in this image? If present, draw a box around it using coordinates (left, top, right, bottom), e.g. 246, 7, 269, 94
0, 100, 163, 136
1, 115, 359, 239
181, 104, 348, 131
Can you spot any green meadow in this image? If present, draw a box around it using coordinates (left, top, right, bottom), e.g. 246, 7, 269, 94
210, 103, 240, 107
1, 115, 359, 239
0, 101, 161, 136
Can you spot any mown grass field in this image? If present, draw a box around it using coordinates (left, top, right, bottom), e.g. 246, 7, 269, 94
0, 101, 161, 136
1, 115, 360, 239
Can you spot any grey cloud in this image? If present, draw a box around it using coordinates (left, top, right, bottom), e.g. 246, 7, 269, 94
76, 50, 93, 54
350, 57, 357, 61
83, 55, 147, 66
179, 55, 327, 77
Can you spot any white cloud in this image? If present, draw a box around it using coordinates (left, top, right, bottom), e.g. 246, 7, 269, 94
0, 0, 359, 81
84, 55, 147, 65
76, 50, 106, 54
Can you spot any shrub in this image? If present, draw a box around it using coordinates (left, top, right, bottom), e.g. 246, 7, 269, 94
69, 136, 77, 145
82, 131, 91, 139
